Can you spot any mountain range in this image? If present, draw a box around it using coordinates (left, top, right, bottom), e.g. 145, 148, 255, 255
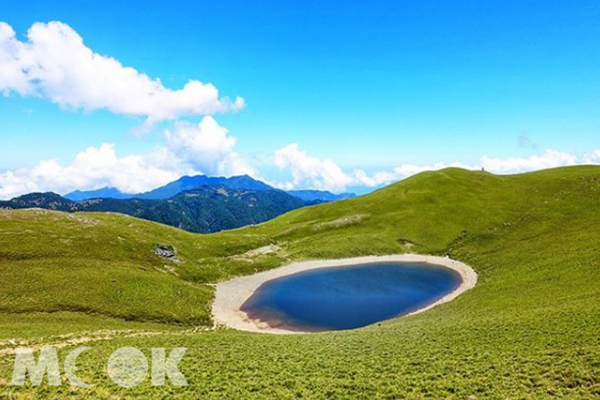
0, 175, 355, 233
0, 185, 306, 233
64, 175, 355, 202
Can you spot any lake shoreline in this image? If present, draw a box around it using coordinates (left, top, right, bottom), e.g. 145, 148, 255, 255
211, 254, 478, 334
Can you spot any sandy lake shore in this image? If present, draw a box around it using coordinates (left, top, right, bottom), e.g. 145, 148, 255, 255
211, 254, 478, 334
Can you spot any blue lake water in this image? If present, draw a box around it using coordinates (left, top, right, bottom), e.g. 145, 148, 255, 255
241, 262, 462, 331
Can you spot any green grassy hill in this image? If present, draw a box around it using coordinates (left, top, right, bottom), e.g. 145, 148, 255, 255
1, 166, 599, 398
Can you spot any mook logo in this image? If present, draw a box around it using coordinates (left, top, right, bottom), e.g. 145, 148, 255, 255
11, 346, 188, 388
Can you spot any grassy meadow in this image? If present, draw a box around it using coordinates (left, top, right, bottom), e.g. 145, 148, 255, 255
0, 166, 599, 398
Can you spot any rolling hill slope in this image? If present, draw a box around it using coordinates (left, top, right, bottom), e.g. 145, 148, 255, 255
1, 166, 599, 398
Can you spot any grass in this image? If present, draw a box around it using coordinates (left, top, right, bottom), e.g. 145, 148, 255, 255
0, 166, 599, 398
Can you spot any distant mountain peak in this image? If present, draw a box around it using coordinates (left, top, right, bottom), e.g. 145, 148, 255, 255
65, 187, 133, 201
287, 190, 355, 202
62, 175, 356, 204
134, 174, 274, 200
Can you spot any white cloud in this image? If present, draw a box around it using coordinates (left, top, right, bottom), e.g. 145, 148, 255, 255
0, 144, 184, 199
480, 149, 578, 174
0, 21, 256, 198
273, 143, 397, 192
165, 116, 236, 175
163, 116, 258, 177
394, 162, 475, 179
0, 125, 596, 199
351, 169, 398, 187
219, 152, 259, 178
273, 144, 354, 191
0, 117, 258, 199
0, 21, 244, 127
392, 150, 579, 179
271, 145, 600, 192
581, 150, 600, 164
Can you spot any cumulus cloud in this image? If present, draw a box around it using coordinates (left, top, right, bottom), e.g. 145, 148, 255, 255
273, 144, 398, 192
218, 151, 259, 178
274, 144, 354, 191
163, 116, 257, 178
0, 125, 596, 199
0, 117, 258, 199
271, 144, 600, 192
351, 170, 398, 188
165, 116, 237, 175
0, 144, 183, 199
392, 150, 579, 179
0, 21, 244, 127
583, 150, 600, 164
394, 162, 475, 179
480, 149, 577, 174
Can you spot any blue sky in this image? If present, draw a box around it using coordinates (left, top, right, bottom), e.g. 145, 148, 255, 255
1, 1, 600, 198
